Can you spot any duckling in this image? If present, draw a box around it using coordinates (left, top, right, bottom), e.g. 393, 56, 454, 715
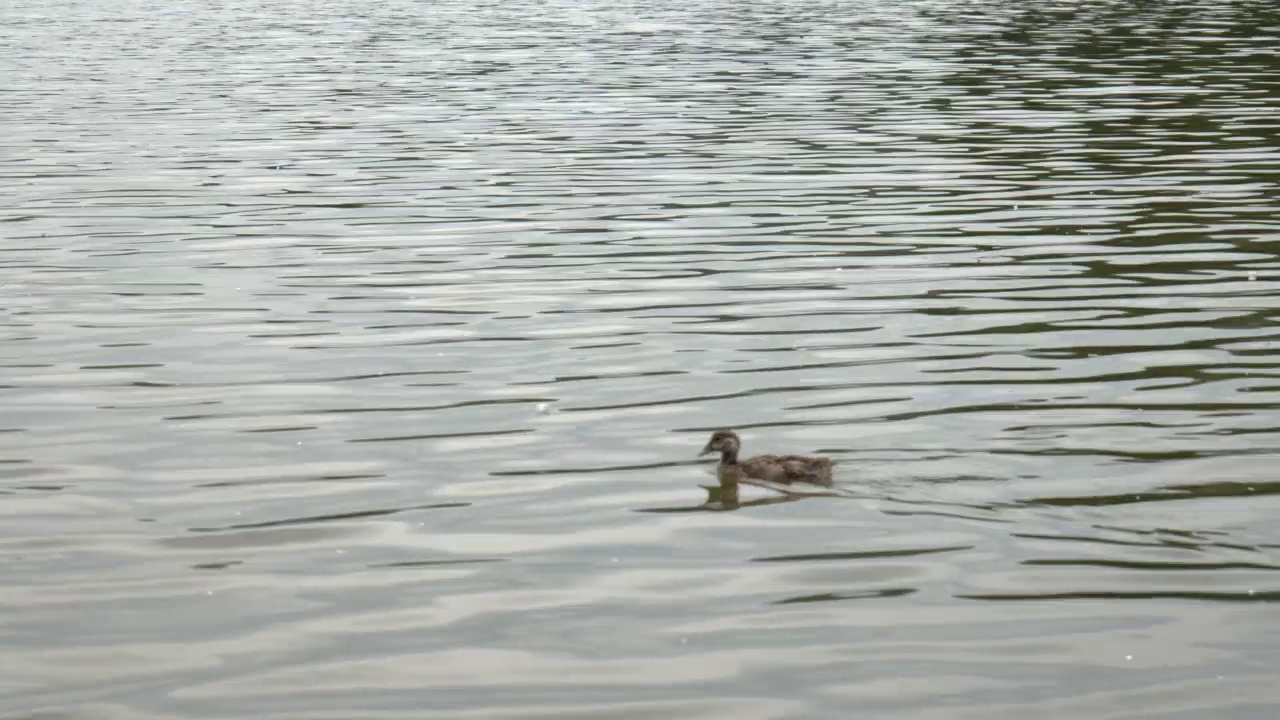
699, 429, 833, 485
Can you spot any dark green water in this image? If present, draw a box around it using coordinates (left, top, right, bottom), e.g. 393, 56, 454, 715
3, 0, 1280, 717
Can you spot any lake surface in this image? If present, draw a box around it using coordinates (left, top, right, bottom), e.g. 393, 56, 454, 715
3, 0, 1280, 717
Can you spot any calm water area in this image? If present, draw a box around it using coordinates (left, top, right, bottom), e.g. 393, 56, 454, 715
3, 0, 1280, 717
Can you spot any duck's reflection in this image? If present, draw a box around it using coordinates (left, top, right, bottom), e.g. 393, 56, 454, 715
705, 474, 740, 509
636, 473, 816, 514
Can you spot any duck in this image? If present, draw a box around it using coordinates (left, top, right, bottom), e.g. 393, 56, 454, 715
699, 429, 833, 485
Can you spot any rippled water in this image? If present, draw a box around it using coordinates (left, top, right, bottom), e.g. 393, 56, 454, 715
4, 0, 1280, 717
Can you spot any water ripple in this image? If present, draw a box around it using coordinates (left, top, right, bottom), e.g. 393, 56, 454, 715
3, 0, 1280, 717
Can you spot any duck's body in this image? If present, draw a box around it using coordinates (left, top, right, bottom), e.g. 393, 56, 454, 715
699, 430, 833, 485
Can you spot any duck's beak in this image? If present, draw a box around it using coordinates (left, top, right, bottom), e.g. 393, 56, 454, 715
699, 443, 715, 456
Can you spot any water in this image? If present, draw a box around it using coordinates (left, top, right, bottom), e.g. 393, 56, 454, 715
3, 0, 1280, 717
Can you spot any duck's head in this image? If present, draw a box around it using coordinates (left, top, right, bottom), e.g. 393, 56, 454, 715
699, 430, 741, 457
